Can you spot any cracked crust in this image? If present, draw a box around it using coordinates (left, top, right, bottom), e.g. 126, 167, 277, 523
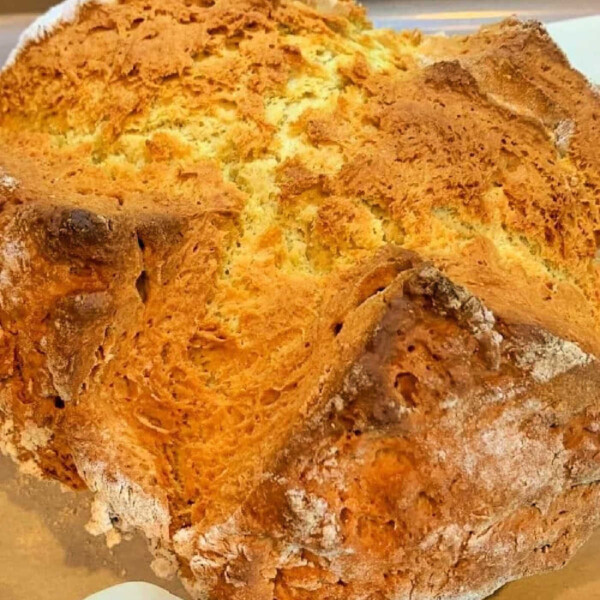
1, 1, 600, 599
180, 268, 600, 599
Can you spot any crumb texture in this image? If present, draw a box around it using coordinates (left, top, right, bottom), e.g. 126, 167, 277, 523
1, 1, 600, 599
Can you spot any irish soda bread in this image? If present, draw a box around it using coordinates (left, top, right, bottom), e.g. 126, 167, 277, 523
1, 1, 600, 598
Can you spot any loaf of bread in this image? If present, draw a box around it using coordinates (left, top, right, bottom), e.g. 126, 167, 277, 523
1, 1, 600, 598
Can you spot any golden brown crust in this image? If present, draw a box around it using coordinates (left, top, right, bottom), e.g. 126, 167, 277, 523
203, 267, 600, 600
1, 1, 600, 599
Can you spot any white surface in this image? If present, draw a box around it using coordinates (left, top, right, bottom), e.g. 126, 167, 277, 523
547, 16, 600, 85
85, 582, 182, 600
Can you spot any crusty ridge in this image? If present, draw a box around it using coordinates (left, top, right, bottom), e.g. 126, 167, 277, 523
1, 1, 600, 599
177, 264, 600, 600
1, 4, 599, 350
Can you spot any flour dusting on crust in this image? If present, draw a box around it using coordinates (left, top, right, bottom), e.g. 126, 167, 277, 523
0, 172, 18, 192
286, 488, 341, 553
19, 421, 52, 453
0, 415, 18, 460
3, 0, 115, 70
554, 120, 575, 156
76, 457, 170, 541
0, 231, 31, 308
515, 331, 592, 383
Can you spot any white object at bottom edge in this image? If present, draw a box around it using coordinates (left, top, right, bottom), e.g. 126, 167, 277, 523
85, 582, 183, 600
